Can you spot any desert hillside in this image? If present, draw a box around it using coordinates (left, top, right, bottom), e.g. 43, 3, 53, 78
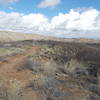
0, 36, 100, 100
0, 31, 51, 42
0, 31, 100, 43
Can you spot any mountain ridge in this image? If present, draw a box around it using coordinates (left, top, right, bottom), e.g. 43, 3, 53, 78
0, 31, 100, 43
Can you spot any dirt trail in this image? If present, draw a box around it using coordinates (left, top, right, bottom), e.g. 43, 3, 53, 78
0, 46, 40, 83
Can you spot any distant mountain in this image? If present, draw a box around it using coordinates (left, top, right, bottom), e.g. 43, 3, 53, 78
0, 31, 51, 42
0, 31, 100, 43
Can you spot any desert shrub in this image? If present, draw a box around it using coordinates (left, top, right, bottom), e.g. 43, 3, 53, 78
0, 47, 24, 57
39, 45, 70, 64
18, 57, 59, 76
0, 87, 8, 100
0, 80, 23, 100
27, 75, 65, 98
64, 59, 89, 75
17, 59, 42, 72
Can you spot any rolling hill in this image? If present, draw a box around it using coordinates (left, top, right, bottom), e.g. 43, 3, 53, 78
0, 31, 100, 43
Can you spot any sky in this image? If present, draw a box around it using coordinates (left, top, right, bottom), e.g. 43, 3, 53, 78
0, 0, 100, 38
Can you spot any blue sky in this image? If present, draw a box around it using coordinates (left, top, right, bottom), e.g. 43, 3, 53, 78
0, 0, 100, 38
0, 0, 100, 17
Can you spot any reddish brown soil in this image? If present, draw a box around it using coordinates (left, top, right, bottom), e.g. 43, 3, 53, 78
0, 46, 40, 87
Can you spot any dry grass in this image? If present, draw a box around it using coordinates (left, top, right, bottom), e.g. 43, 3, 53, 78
0, 40, 100, 100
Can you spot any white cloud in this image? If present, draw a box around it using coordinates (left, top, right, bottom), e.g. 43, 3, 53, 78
0, 0, 18, 4
50, 8, 100, 37
0, 8, 100, 38
0, 11, 49, 33
37, 0, 61, 8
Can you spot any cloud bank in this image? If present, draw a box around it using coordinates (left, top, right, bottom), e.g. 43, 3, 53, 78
0, 0, 18, 4
0, 8, 100, 38
37, 0, 61, 8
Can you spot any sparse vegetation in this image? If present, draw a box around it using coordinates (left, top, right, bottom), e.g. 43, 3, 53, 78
0, 47, 24, 57
0, 40, 100, 100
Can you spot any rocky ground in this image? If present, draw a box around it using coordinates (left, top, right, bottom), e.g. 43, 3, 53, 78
0, 40, 100, 100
